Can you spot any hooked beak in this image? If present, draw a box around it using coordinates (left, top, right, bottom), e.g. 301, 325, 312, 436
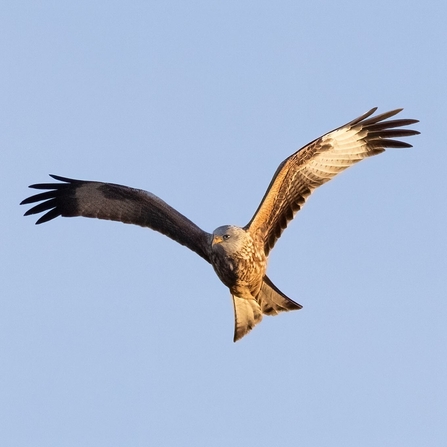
212, 235, 223, 246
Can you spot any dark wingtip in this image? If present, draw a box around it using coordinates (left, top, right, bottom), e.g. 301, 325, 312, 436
346, 107, 377, 126
34, 208, 62, 224
49, 174, 75, 183
21, 174, 72, 223
26, 174, 79, 191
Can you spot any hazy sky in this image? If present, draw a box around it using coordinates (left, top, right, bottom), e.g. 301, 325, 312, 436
2, 1, 446, 446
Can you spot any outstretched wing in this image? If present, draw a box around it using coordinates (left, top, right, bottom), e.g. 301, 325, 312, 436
246, 108, 419, 255
21, 175, 212, 262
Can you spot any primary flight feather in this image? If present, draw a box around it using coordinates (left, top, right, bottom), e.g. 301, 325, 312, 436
21, 108, 419, 341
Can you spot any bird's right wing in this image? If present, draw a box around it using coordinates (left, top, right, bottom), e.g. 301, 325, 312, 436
21, 175, 212, 263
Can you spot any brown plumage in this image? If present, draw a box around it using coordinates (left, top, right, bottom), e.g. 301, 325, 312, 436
21, 108, 419, 341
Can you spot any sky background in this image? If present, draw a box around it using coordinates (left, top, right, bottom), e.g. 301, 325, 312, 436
2, 1, 446, 446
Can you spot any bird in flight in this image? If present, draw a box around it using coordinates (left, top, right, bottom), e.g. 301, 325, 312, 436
21, 108, 419, 341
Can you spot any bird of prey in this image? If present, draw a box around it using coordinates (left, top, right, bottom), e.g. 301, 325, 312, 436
21, 108, 419, 341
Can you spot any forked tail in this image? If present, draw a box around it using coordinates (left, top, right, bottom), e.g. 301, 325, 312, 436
232, 276, 302, 342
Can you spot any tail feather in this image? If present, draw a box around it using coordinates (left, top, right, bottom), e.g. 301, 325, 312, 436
231, 276, 302, 342
258, 275, 302, 315
232, 296, 263, 342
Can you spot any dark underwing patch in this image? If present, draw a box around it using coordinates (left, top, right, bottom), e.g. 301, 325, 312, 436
98, 183, 143, 202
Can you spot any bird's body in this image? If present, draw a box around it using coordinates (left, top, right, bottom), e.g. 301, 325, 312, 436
21, 108, 419, 341
211, 226, 265, 295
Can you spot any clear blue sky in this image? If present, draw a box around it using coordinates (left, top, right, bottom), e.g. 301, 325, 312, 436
2, 1, 446, 446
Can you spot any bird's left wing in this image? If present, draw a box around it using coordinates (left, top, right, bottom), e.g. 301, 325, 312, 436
21, 175, 212, 262
245, 108, 419, 255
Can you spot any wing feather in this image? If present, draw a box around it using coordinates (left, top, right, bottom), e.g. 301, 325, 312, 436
21, 175, 212, 262
246, 108, 419, 255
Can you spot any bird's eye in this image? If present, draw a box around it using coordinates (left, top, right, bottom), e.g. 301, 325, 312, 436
223, 234, 230, 240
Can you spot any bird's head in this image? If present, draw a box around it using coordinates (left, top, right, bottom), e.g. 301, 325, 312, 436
211, 225, 248, 255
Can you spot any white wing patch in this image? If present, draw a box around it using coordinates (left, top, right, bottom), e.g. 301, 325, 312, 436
300, 127, 374, 181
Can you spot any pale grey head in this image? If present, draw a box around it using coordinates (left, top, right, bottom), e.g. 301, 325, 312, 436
211, 225, 250, 256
